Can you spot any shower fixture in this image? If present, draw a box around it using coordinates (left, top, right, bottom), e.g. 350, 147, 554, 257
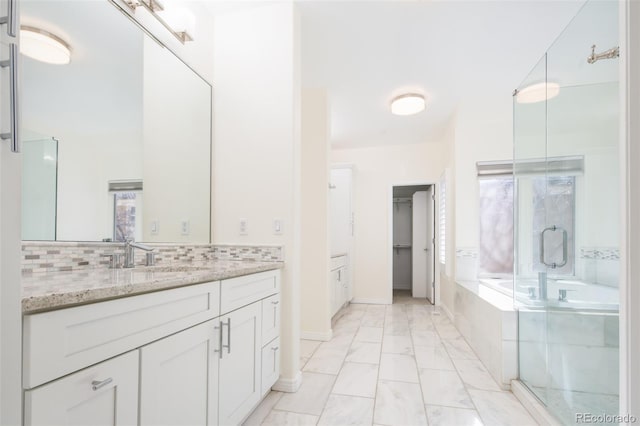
587, 44, 619, 64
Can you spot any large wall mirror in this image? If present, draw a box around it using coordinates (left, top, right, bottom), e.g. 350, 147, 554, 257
21, 0, 212, 243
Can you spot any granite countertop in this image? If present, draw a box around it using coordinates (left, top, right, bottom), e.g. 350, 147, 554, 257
22, 260, 284, 314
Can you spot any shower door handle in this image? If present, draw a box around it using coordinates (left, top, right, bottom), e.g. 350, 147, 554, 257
0, 0, 17, 38
539, 225, 568, 269
0, 43, 19, 153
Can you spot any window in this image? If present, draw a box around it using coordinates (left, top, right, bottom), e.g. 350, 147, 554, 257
477, 172, 576, 277
439, 173, 446, 264
114, 192, 138, 242
109, 180, 143, 242
478, 178, 514, 276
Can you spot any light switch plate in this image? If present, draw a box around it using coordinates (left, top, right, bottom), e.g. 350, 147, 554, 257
273, 219, 283, 235
150, 220, 159, 235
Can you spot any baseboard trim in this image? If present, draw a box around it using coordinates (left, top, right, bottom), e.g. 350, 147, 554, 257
351, 298, 391, 305
511, 380, 561, 426
273, 371, 302, 393
300, 330, 333, 341
440, 303, 455, 321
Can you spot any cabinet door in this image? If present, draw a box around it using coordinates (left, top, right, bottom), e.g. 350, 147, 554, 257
140, 320, 220, 426
24, 350, 139, 426
261, 294, 280, 345
331, 269, 341, 316
219, 302, 262, 425
261, 337, 280, 396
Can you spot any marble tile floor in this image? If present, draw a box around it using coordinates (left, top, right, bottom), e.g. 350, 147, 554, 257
244, 299, 538, 426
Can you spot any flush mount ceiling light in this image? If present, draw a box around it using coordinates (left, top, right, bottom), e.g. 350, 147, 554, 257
390, 93, 426, 116
515, 82, 561, 104
20, 26, 71, 65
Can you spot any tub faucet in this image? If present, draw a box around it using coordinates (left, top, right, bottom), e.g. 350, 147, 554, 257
538, 272, 548, 301
124, 239, 154, 268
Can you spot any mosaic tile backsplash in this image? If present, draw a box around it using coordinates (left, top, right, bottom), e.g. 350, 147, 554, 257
21, 242, 284, 274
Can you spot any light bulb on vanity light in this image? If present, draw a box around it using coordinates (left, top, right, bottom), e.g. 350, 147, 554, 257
156, 0, 196, 42
20, 26, 71, 65
390, 93, 426, 116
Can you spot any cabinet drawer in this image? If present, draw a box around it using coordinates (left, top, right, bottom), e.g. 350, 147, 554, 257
24, 350, 139, 426
23, 281, 220, 389
330, 255, 347, 271
261, 294, 280, 345
221, 270, 280, 314
261, 337, 280, 396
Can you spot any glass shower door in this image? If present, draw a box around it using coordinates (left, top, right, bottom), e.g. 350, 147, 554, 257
515, 1, 620, 423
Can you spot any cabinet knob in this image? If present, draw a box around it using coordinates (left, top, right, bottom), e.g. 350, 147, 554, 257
91, 378, 113, 391
271, 300, 279, 305
271, 346, 279, 351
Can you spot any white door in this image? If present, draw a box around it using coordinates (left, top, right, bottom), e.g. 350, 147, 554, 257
140, 320, 220, 426
24, 351, 139, 426
0, 2, 23, 423
412, 190, 435, 302
219, 302, 262, 425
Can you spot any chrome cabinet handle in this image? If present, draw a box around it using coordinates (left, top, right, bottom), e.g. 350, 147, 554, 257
539, 225, 568, 269
1, 43, 19, 153
91, 378, 113, 391
0, 0, 17, 38
222, 318, 231, 354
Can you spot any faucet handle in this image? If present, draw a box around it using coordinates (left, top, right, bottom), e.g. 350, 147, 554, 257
558, 288, 576, 302
101, 253, 123, 269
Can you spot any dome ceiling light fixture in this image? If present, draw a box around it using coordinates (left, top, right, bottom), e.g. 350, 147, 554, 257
20, 26, 71, 65
390, 93, 426, 116
515, 82, 561, 104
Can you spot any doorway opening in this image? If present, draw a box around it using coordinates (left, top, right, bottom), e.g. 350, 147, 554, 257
391, 184, 435, 305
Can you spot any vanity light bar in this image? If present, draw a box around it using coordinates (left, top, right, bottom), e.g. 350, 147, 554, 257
122, 0, 193, 44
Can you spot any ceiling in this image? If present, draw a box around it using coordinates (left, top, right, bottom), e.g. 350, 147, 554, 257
204, 0, 593, 149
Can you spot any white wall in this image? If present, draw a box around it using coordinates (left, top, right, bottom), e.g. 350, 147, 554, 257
300, 89, 331, 339
212, 3, 302, 387
331, 142, 446, 304
142, 37, 211, 243
454, 96, 513, 251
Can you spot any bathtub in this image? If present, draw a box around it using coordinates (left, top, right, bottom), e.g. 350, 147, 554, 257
448, 279, 518, 390
479, 277, 619, 312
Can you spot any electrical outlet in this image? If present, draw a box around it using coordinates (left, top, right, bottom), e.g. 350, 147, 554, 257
181, 220, 190, 236
239, 218, 248, 235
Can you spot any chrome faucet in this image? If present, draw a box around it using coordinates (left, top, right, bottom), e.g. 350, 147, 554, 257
538, 271, 548, 301
124, 239, 154, 268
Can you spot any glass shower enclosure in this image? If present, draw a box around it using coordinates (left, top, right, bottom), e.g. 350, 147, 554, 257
22, 137, 59, 240
513, 1, 619, 423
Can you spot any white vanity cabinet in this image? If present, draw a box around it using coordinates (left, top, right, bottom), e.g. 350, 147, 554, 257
22, 268, 281, 426
330, 255, 349, 317
24, 350, 139, 426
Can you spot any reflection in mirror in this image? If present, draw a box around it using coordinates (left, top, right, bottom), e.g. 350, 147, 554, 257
21, 1, 211, 243
22, 136, 58, 240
